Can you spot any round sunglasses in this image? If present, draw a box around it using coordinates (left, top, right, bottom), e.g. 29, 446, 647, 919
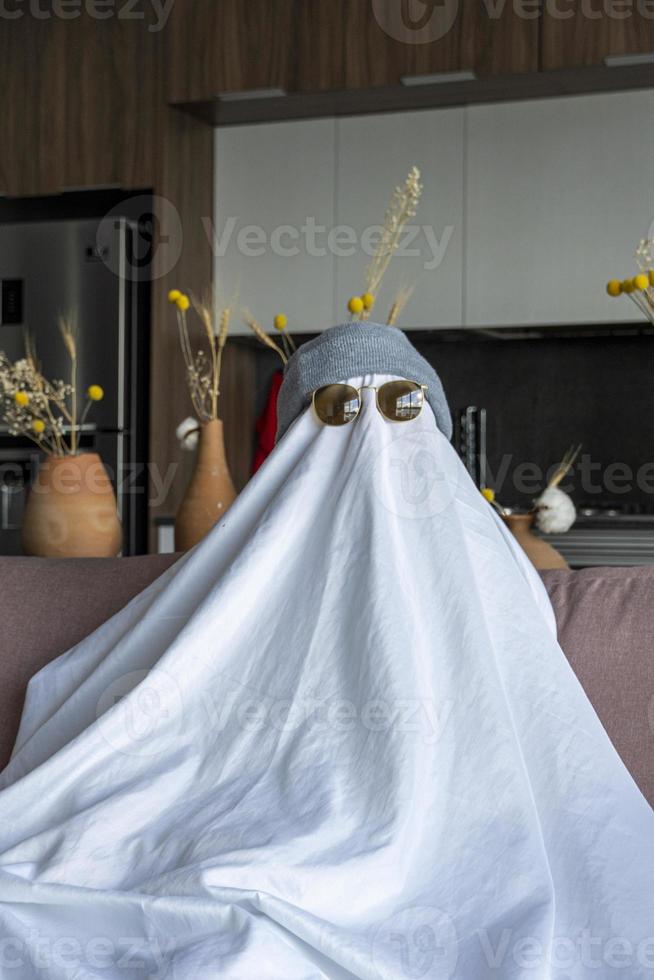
312, 380, 427, 426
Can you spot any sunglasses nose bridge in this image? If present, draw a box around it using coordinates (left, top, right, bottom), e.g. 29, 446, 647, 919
359, 386, 378, 414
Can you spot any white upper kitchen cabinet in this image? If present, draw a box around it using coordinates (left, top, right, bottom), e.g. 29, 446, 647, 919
335, 109, 464, 329
465, 91, 653, 327
214, 118, 337, 336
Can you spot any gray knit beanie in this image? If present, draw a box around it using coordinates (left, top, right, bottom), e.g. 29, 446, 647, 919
276, 322, 452, 441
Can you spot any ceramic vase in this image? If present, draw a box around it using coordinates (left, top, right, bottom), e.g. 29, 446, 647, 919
175, 418, 237, 551
22, 452, 122, 558
503, 512, 569, 571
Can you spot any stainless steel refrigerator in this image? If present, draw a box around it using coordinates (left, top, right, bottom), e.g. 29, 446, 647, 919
0, 217, 149, 555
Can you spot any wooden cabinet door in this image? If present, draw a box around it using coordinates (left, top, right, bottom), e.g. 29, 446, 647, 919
542, 4, 654, 69
63, 16, 160, 192
214, 118, 338, 335
465, 91, 654, 328
0, 13, 160, 197
0, 17, 66, 196
167, 0, 295, 103
335, 108, 465, 329
293, 0, 539, 93
167, 0, 539, 103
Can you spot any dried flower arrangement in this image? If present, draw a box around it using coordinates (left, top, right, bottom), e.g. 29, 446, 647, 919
167, 289, 231, 450
167, 288, 238, 549
347, 165, 423, 325
482, 445, 581, 535
606, 238, 654, 321
0, 316, 104, 457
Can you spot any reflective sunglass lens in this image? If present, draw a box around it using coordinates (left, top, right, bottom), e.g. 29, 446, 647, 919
377, 381, 424, 421
313, 384, 360, 426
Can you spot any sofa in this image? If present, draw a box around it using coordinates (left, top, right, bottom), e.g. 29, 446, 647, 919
0, 559, 653, 807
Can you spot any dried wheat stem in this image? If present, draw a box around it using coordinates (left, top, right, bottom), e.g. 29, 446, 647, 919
212, 307, 231, 416
58, 315, 78, 454
244, 314, 288, 364
549, 445, 582, 488
386, 283, 416, 326
365, 166, 422, 299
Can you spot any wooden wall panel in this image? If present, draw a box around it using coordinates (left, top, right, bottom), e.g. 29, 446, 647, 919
148, 106, 215, 542
63, 15, 161, 190
0, 10, 159, 195
0, 16, 66, 195
147, 102, 257, 534
166, 0, 295, 103
220, 344, 257, 490
460, 2, 539, 77
542, 6, 654, 70
293, 0, 424, 91
169, 0, 539, 103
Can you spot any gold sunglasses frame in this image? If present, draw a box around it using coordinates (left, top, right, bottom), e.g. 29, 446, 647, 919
311, 381, 428, 426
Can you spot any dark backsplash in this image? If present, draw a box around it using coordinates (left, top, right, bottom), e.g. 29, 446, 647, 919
251, 332, 654, 511
416, 333, 654, 510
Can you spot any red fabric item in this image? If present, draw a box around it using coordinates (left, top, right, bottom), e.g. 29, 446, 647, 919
252, 370, 283, 473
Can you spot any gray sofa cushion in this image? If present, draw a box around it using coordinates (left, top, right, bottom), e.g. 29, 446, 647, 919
0, 555, 179, 771
541, 566, 654, 808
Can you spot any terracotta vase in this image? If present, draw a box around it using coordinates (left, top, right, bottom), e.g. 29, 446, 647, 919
175, 418, 237, 551
22, 452, 122, 558
503, 512, 569, 571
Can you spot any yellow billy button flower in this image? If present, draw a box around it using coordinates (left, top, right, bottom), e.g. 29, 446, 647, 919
606, 280, 622, 298
361, 292, 375, 311
176, 294, 190, 311
167, 289, 181, 303
14, 390, 30, 407
274, 314, 288, 331
32, 419, 45, 435
87, 384, 104, 402
481, 487, 495, 504
348, 296, 364, 315
634, 273, 650, 291
649, 270, 654, 287
622, 278, 636, 294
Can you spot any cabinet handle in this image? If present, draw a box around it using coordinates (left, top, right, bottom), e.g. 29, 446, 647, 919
401, 71, 477, 86
604, 53, 654, 67
217, 88, 287, 102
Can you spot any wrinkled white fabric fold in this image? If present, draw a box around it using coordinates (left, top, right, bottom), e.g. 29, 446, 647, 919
0, 375, 652, 979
